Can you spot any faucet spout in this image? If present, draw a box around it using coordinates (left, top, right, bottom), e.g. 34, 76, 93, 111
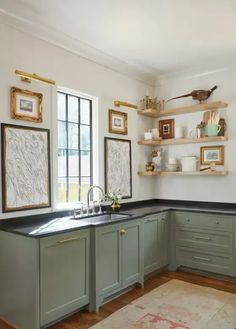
87, 186, 104, 214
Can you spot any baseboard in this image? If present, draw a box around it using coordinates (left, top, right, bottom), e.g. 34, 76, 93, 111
0, 317, 17, 329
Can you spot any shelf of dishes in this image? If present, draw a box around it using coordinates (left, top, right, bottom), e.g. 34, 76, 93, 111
138, 171, 228, 176
137, 101, 228, 118
138, 136, 228, 146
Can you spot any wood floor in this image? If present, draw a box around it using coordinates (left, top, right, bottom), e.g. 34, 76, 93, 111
49, 270, 236, 329
1, 270, 236, 329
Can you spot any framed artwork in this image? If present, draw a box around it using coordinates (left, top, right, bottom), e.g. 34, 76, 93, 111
10, 87, 43, 122
1, 124, 51, 212
104, 137, 132, 198
200, 145, 224, 165
109, 109, 128, 135
159, 119, 174, 139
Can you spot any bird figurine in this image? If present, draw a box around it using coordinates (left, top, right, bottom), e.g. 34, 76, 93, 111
167, 86, 218, 103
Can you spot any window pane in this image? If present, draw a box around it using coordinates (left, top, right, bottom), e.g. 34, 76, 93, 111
69, 150, 79, 177
68, 123, 78, 149
58, 93, 66, 120
68, 96, 78, 123
68, 177, 79, 202
58, 121, 67, 148
58, 178, 67, 203
81, 177, 90, 202
80, 99, 90, 124
80, 125, 90, 150
58, 149, 67, 177
81, 151, 90, 176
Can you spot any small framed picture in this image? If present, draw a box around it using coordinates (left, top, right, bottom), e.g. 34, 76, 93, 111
109, 109, 128, 135
10, 87, 43, 122
159, 119, 174, 139
200, 146, 224, 165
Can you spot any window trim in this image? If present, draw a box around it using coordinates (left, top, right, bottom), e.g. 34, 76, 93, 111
54, 87, 98, 210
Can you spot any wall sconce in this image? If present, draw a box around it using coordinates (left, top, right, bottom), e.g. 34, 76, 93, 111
114, 100, 137, 109
15, 70, 56, 85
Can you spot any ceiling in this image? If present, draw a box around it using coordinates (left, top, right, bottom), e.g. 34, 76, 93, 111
1, 0, 236, 84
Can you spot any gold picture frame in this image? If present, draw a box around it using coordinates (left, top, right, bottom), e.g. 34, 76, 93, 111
10, 87, 43, 122
109, 109, 128, 135
200, 145, 225, 165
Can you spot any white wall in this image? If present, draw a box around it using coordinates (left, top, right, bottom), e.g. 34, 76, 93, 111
154, 68, 236, 203
0, 22, 155, 219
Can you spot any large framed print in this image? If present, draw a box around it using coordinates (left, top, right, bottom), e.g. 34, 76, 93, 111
1, 124, 51, 212
104, 137, 132, 199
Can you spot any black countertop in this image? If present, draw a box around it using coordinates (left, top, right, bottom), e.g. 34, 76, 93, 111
0, 201, 236, 238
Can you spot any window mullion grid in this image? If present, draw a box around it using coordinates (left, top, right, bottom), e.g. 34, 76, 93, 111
78, 97, 81, 201
66, 94, 69, 202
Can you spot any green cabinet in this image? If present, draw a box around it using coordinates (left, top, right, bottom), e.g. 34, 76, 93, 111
173, 211, 236, 276
142, 212, 169, 275
143, 214, 159, 275
159, 212, 170, 268
91, 219, 142, 311
40, 229, 90, 326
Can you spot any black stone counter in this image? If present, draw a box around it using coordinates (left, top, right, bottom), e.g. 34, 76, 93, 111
0, 200, 236, 238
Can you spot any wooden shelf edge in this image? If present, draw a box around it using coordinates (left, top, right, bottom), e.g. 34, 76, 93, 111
138, 101, 228, 118
138, 170, 228, 176
138, 136, 228, 146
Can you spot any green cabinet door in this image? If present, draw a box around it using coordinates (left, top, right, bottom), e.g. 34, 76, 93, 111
122, 220, 142, 287
95, 223, 122, 297
143, 215, 159, 275
158, 213, 170, 268
40, 230, 90, 326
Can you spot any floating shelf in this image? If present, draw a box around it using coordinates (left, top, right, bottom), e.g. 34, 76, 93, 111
138, 170, 228, 177
138, 136, 228, 146
138, 101, 228, 118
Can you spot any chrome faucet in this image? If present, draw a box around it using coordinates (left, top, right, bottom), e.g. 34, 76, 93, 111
87, 186, 104, 214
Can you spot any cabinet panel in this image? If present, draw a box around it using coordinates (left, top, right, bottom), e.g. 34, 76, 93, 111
96, 224, 122, 296
175, 212, 233, 231
122, 221, 141, 286
143, 216, 159, 275
40, 230, 89, 325
159, 213, 169, 267
176, 246, 234, 276
176, 228, 233, 253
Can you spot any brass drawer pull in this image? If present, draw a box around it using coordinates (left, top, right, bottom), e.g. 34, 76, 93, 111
144, 218, 157, 223
57, 237, 80, 244
194, 236, 211, 241
120, 229, 126, 235
193, 256, 211, 262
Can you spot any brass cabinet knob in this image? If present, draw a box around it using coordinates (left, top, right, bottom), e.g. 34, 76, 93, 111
120, 229, 126, 235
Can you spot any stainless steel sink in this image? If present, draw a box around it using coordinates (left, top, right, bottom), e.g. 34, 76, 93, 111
71, 212, 133, 224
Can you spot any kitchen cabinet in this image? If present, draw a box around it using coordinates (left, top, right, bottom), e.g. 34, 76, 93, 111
91, 219, 142, 311
142, 212, 170, 275
159, 212, 170, 267
0, 229, 90, 329
172, 211, 235, 276
143, 214, 159, 275
40, 230, 90, 326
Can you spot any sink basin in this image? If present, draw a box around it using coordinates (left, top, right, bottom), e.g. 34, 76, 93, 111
71, 212, 133, 224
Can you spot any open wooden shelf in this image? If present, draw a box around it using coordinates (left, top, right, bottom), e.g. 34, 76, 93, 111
138, 136, 228, 146
138, 101, 228, 118
138, 170, 228, 176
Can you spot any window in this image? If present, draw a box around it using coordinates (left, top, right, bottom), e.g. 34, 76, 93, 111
57, 91, 93, 205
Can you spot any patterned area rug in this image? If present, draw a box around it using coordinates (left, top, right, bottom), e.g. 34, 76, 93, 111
90, 280, 236, 329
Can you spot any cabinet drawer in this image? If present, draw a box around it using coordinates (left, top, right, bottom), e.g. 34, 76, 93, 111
176, 247, 234, 276
174, 212, 233, 231
176, 228, 233, 253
